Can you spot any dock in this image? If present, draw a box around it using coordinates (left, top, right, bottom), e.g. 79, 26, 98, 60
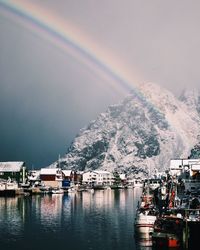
134, 171, 200, 249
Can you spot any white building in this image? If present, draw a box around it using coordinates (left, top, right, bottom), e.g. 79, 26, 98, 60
169, 158, 200, 193
119, 174, 126, 181
82, 170, 113, 186
169, 159, 184, 176
169, 159, 200, 177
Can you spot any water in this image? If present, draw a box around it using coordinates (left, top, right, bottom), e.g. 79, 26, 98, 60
0, 188, 142, 250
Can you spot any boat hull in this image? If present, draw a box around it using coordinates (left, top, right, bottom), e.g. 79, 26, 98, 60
152, 232, 181, 248
135, 223, 154, 234
135, 214, 157, 234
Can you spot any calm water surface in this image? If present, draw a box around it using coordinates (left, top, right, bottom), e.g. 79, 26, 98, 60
0, 189, 142, 250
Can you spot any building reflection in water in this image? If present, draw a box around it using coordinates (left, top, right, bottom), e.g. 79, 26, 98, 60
36, 194, 63, 231
0, 197, 24, 241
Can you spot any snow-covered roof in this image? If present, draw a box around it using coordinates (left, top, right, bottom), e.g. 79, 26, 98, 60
62, 170, 72, 176
40, 168, 60, 175
119, 174, 126, 180
93, 170, 111, 174
0, 162, 25, 172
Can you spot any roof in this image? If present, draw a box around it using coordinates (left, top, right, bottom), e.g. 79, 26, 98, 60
40, 168, 61, 175
93, 170, 111, 174
62, 170, 72, 176
0, 162, 25, 172
119, 174, 126, 180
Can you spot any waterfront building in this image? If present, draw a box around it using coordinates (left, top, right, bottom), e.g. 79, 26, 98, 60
62, 170, 73, 181
40, 168, 63, 188
0, 161, 27, 183
169, 158, 200, 177
82, 170, 113, 186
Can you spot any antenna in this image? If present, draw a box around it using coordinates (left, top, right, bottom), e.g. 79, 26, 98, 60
58, 154, 60, 169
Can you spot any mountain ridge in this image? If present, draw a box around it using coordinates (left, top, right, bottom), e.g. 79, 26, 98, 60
51, 83, 200, 176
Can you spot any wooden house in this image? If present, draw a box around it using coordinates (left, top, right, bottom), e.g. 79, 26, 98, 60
40, 168, 63, 188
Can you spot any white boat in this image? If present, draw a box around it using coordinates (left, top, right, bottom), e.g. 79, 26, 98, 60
135, 209, 157, 234
0, 180, 18, 190
135, 188, 158, 235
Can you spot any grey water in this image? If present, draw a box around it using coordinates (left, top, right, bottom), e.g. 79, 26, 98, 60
0, 189, 142, 250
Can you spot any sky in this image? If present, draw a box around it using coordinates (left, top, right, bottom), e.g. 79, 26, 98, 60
0, 0, 200, 169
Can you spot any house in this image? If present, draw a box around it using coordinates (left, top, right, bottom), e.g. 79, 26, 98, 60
40, 168, 63, 188
0, 161, 27, 183
82, 170, 113, 186
62, 170, 73, 188
169, 159, 184, 177
62, 170, 73, 181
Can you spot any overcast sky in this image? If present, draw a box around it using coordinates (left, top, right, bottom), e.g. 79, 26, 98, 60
0, 0, 200, 168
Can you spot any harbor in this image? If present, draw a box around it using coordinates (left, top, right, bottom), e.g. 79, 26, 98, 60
134, 158, 200, 250
1, 160, 200, 249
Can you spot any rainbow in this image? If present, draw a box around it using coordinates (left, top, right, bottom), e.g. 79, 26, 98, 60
0, 0, 146, 96
0, 0, 165, 121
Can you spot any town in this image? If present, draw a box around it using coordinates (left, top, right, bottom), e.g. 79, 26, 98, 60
0, 161, 145, 195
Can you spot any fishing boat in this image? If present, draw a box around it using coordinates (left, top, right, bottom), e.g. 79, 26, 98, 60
134, 179, 159, 238
152, 231, 181, 248
152, 214, 183, 249
135, 208, 158, 234
51, 188, 64, 194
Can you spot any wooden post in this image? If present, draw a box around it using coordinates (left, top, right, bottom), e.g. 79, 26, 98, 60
184, 210, 189, 250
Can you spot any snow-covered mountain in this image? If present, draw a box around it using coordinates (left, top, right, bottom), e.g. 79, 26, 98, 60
51, 83, 200, 176
179, 88, 200, 115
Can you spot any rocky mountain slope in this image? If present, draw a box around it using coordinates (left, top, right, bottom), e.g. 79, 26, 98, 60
51, 83, 200, 176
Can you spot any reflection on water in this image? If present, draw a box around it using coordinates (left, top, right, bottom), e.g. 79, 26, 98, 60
0, 197, 24, 242
135, 232, 153, 250
0, 189, 142, 250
